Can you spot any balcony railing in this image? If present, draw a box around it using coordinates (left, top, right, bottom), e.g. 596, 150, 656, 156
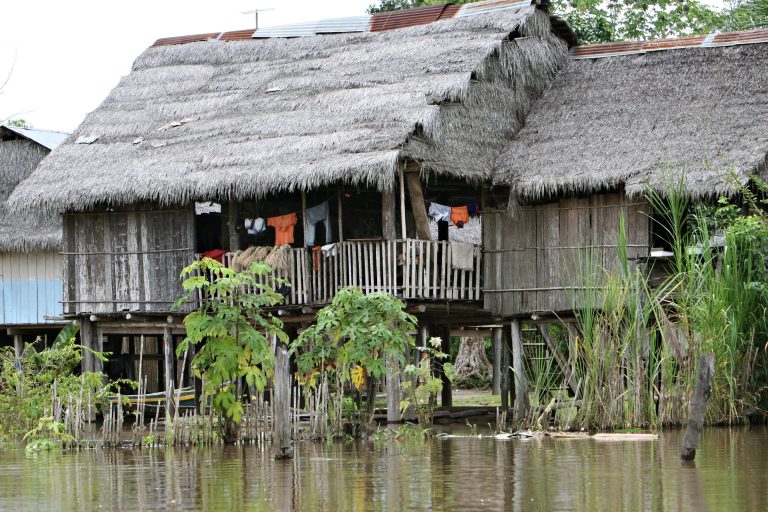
210, 239, 482, 307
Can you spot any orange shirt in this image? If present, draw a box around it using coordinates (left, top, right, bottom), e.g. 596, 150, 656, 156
267, 212, 298, 246
450, 206, 469, 227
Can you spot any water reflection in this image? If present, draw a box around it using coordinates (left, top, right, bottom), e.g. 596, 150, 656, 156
1, 428, 767, 511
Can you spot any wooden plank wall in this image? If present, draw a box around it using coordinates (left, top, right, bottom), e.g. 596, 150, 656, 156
63, 207, 195, 315
0, 251, 63, 325
483, 192, 650, 317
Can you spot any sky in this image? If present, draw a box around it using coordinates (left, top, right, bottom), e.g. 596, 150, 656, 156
0, 1, 372, 132
0, 0, 727, 133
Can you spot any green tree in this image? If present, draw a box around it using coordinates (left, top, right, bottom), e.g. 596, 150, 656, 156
175, 258, 288, 443
719, 0, 768, 30
551, 1, 724, 43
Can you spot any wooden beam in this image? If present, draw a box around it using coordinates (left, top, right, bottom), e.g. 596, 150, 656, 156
79, 318, 95, 374
386, 356, 401, 423
399, 164, 406, 240
511, 320, 529, 422
228, 200, 240, 251
492, 327, 502, 395
539, 323, 578, 395
273, 336, 293, 459
163, 326, 175, 420
500, 325, 511, 412
404, 169, 431, 240
382, 188, 397, 241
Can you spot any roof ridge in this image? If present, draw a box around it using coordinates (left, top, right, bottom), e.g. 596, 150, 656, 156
571, 26, 768, 59
151, 0, 543, 47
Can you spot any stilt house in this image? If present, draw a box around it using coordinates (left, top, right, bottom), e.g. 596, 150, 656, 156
0, 124, 68, 353
7, 1, 576, 395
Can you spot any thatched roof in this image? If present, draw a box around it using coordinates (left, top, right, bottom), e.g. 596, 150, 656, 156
495, 41, 768, 200
9, 6, 568, 213
0, 125, 67, 251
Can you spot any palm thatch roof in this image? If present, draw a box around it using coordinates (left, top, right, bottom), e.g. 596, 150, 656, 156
0, 125, 67, 251
10, 6, 568, 213
494, 43, 768, 200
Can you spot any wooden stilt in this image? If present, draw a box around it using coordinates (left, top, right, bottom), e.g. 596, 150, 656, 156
95, 328, 105, 375
273, 336, 293, 459
440, 325, 452, 407
79, 318, 95, 373
500, 325, 511, 412
163, 326, 175, 420
492, 327, 502, 395
681, 352, 715, 461
13, 334, 23, 359
386, 357, 401, 423
511, 320, 528, 422
539, 323, 578, 395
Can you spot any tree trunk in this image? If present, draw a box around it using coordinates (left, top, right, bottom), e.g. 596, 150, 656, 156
453, 336, 493, 387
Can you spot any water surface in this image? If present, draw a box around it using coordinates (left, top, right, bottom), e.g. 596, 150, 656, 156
1, 427, 766, 511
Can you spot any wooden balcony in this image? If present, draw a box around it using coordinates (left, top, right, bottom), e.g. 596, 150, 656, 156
218, 239, 482, 307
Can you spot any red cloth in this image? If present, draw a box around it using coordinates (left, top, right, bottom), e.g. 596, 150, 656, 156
450, 206, 469, 228
267, 212, 298, 246
200, 248, 228, 263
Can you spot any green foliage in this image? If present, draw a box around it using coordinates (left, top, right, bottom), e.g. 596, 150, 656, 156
401, 336, 454, 428
23, 417, 74, 452
6, 118, 31, 128
176, 258, 287, 426
719, 0, 768, 31
551, 1, 724, 43
290, 287, 416, 436
0, 324, 107, 444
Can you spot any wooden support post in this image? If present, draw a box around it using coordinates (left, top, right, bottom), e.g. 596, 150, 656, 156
273, 337, 293, 459
163, 326, 175, 421
79, 318, 95, 373
386, 357, 401, 423
404, 167, 431, 240
681, 352, 715, 461
399, 165, 406, 240
500, 325, 511, 412
492, 327, 502, 395
95, 328, 105, 375
440, 325, 452, 407
228, 200, 240, 251
511, 320, 528, 422
337, 185, 344, 242
13, 334, 23, 359
382, 189, 397, 241
539, 323, 578, 395
419, 324, 429, 350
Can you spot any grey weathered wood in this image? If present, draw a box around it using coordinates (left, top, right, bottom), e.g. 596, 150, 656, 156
440, 325, 452, 407
681, 352, 715, 461
386, 356, 401, 423
500, 325, 511, 412
399, 164, 407, 240
539, 323, 578, 395
404, 170, 431, 240
163, 326, 175, 420
273, 339, 293, 459
79, 318, 95, 373
382, 189, 397, 241
492, 327, 502, 395
511, 320, 528, 422
13, 334, 23, 359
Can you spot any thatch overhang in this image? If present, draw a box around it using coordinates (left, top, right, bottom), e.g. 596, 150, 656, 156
494, 39, 768, 201
9, 6, 569, 214
0, 125, 68, 252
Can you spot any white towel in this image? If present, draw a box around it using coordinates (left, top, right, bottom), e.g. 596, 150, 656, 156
450, 241, 475, 271
428, 202, 451, 222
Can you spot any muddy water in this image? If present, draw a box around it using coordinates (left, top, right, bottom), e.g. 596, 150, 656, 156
1, 427, 767, 511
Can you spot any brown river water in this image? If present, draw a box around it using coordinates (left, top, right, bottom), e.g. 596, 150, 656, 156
1, 427, 767, 511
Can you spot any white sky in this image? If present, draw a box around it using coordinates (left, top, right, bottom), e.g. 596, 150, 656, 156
0, 1, 372, 132
0, 0, 727, 133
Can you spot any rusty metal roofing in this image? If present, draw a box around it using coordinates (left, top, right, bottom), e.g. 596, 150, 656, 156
370, 4, 452, 32
571, 27, 768, 59
150, 1, 542, 47
153, 32, 221, 47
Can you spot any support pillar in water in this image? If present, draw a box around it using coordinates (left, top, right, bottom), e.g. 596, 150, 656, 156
681, 352, 715, 461
273, 337, 293, 459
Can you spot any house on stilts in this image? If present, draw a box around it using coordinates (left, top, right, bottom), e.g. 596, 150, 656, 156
485, 29, 768, 414
0, 124, 68, 356
7, 0, 576, 408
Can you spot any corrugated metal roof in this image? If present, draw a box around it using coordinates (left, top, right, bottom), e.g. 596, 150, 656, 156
370, 4, 450, 32
253, 16, 371, 38
455, 0, 532, 17
571, 27, 768, 59
0, 124, 69, 150
219, 29, 257, 41
153, 32, 221, 47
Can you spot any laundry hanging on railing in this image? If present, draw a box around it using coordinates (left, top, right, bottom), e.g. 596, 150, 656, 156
244, 217, 266, 235
428, 202, 451, 222
450, 206, 469, 228
267, 212, 297, 246
304, 200, 332, 247
450, 241, 475, 270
